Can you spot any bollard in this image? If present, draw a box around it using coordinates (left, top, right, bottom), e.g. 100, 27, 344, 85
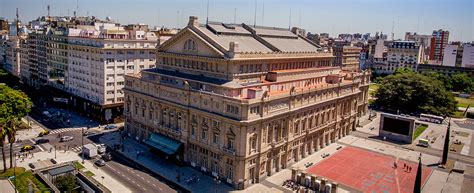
311, 175, 317, 189
331, 182, 338, 193
320, 178, 327, 193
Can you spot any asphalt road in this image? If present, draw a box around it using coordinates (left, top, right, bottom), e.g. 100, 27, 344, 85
98, 152, 176, 193
24, 113, 177, 193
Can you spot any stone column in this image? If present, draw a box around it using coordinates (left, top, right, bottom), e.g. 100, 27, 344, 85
291, 168, 297, 181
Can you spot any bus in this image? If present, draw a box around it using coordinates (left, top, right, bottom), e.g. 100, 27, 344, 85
417, 138, 429, 147
419, 113, 444, 124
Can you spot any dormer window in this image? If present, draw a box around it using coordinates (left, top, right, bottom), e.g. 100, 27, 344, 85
184, 39, 197, 52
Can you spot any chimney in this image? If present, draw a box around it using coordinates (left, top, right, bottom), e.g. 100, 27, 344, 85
229, 42, 239, 58
291, 27, 300, 35
188, 16, 199, 27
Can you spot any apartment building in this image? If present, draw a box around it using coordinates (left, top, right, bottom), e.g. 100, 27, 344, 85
376, 41, 422, 74
332, 40, 362, 71
4, 35, 21, 77
429, 29, 449, 63
124, 16, 370, 190
13, 16, 158, 122
462, 44, 474, 68
442, 44, 458, 67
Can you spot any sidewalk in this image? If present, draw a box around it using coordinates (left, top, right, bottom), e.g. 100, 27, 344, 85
99, 132, 234, 193
0, 147, 131, 193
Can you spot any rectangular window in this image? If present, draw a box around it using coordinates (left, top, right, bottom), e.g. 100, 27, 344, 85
213, 133, 219, 144
201, 129, 207, 140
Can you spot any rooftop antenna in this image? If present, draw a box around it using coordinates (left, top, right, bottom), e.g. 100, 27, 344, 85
233, 8, 237, 24
391, 20, 395, 40
253, 0, 257, 27
298, 8, 301, 27
261, 3, 265, 26
16, 8, 19, 36
157, 8, 160, 27
47, 4, 50, 18
176, 10, 179, 28
206, 0, 210, 24
76, 0, 79, 16
288, 8, 292, 30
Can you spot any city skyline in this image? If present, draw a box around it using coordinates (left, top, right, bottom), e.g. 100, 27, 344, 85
1, 0, 473, 42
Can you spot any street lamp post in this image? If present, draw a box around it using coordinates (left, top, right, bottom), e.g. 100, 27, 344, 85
101, 176, 105, 186
81, 127, 85, 164
13, 152, 17, 192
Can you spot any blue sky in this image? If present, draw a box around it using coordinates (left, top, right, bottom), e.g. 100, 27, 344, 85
1, 0, 473, 41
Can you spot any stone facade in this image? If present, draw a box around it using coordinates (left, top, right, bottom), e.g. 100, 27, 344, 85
124, 16, 370, 190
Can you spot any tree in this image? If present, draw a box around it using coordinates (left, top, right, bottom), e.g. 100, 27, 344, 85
0, 85, 32, 171
54, 174, 77, 192
374, 71, 457, 116
450, 73, 473, 93
393, 67, 414, 75
421, 71, 452, 91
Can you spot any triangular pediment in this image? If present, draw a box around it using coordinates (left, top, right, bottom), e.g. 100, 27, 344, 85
158, 28, 225, 58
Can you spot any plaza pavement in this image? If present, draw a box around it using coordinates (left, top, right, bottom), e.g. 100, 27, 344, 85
0, 146, 132, 193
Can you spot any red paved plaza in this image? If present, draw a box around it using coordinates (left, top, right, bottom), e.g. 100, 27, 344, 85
307, 146, 432, 193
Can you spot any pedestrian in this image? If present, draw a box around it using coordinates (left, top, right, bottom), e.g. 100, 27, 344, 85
403, 163, 406, 169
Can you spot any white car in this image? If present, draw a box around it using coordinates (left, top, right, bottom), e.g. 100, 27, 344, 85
60, 136, 74, 142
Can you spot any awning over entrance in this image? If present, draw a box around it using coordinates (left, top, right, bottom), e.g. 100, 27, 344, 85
144, 133, 183, 155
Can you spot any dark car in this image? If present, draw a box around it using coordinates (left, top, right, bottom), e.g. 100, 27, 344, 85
102, 153, 112, 162
35, 138, 50, 144
94, 159, 106, 167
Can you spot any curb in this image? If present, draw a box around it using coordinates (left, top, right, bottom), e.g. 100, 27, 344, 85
111, 150, 192, 193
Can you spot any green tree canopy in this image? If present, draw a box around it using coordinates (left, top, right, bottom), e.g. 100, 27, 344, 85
54, 174, 77, 192
450, 73, 473, 93
0, 85, 32, 123
374, 71, 457, 116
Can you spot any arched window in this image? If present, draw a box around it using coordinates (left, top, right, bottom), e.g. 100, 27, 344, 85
184, 39, 197, 52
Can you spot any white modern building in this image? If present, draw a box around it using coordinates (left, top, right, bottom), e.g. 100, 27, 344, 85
462, 44, 474, 68
64, 25, 158, 122
442, 44, 458, 67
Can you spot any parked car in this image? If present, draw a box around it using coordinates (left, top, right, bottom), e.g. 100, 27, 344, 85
104, 124, 118, 130
28, 163, 35, 169
102, 153, 112, 162
42, 111, 53, 118
21, 145, 35, 152
50, 159, 57, 164
60, 136, 74, 142
38, 130, 50, 137
35, 138, 50, 144
95, 159, 106, 167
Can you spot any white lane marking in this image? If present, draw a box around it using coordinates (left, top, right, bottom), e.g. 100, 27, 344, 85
152, 184, 157, 187
29, 139, 35, 144
146, 180, 150, 184
37, 144, 45, 152
159, 187, 162, 191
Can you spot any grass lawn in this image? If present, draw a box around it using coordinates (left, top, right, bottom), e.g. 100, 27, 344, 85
0, 167, 50, 193
455, 97, 474, 108
74, 162, 85, 170
413, 124, 428, 140
369, 83, 380, 97
452, 111, 466, 118
0, 167, 26, 178
85, 171, 95, 177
